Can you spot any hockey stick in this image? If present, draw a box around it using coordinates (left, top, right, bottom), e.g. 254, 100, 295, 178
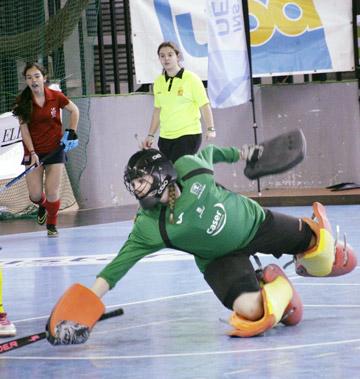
0, 307, 124, 354
0, 145, 64, 194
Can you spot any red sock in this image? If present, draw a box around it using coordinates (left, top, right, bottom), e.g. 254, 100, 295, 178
45, 199, 60, 225
31, 192, 46, 207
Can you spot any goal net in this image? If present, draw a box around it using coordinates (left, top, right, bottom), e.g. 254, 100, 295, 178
0, 0, 99, 220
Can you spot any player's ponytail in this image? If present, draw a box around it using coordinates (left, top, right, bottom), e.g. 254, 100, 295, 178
12, 87, 33, 124
168, 183, 176, 224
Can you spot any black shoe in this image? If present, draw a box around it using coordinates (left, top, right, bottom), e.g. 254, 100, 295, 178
37, 205, 46, 225
47, 224, 59, 238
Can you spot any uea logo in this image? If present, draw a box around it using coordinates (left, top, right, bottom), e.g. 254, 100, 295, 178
206, 203, 227, 236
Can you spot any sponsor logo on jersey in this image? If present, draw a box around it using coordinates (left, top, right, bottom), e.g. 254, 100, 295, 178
50, 107, 57, 118
176, 212, 184, 224
190, 182, 206, 199
196, 206, 205, 218
206, 203, 227, 236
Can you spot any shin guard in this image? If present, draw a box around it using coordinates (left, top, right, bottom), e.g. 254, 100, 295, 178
45, 199, 60, 225
228, 266, 293, 337
296, 202, 357, 277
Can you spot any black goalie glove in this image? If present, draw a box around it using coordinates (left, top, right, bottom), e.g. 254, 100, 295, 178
242, 129, 306, 180
46, 320, 90, 345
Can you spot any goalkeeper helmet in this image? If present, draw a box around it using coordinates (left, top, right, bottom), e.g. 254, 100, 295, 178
124, 149, 177, 209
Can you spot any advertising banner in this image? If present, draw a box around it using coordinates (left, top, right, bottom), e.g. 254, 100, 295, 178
0, 112, 24, 180
130, 0, 354, 82
207, 0, 251, 108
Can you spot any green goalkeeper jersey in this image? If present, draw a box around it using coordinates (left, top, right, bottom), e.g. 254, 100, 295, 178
99, 145, 266, 289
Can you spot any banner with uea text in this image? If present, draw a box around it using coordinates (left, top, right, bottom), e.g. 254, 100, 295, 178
129, 0, 354, 83
207, 0, 251, 108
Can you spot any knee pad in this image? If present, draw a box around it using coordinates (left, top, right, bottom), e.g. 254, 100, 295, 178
296, 202, 356, 277
228, 265, 294, 337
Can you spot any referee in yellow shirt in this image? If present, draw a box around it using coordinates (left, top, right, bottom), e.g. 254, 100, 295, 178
143, 41, 216, 162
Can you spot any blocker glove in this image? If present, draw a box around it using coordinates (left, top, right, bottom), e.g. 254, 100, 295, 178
61, 129, 79, 152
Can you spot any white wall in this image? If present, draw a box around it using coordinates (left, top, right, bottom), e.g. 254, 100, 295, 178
72, 81, 360, 209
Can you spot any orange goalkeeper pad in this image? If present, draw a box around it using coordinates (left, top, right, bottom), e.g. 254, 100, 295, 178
228, 275, 293, 337
228, 289, 276, 338
49, 283, 105, 336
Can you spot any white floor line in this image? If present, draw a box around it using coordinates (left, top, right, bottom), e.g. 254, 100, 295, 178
12, 289, 212, 323
294, 282, 360, 286
94, 317, 193, 335
1, 338, 360, 361
12, 287, 360, 324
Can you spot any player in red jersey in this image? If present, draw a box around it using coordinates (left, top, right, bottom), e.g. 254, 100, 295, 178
13, 62, 79, 237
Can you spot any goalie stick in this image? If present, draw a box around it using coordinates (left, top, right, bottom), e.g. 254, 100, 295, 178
0, 145, 64, 194
0, 307, 124, 354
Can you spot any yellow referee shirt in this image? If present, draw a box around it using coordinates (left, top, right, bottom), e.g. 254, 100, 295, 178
153, 68, 209, 139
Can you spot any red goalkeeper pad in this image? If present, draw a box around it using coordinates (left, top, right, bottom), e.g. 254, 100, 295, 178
48, 283, 105, 336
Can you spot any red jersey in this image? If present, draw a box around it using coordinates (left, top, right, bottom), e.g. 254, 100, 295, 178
24, 86, 69, 154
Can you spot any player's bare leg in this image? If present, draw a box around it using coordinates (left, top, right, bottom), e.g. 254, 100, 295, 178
228, 264, 302, 337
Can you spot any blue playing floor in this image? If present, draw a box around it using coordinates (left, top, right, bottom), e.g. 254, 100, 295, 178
0, 205, 359, 379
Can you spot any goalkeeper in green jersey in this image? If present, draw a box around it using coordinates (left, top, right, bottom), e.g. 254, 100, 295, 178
46, 145, 356, 344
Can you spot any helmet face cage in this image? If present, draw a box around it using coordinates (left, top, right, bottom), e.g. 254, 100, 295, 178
123, 149, 177, 208
124, 165, 156, 199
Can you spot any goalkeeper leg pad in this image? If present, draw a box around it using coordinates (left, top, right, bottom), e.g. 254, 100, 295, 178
296, 202, 357, 277
47, 284, 104, 342
228, 266, 293, 337
262, 264, 303, 326
328, 241, 357, 277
